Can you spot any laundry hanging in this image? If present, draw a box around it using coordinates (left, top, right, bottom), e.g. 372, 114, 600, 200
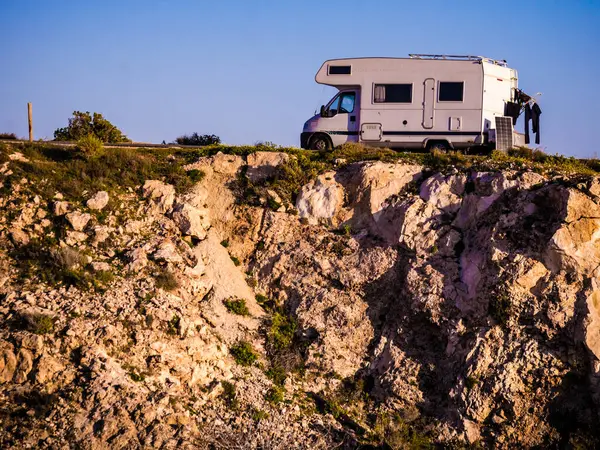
531, 103, 542, 144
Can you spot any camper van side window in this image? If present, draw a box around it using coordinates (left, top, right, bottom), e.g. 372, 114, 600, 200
373, 84, 412, 103
329, 65, 351, 75
439, 82, 464, 102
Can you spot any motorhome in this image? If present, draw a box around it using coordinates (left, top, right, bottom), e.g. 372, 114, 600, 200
301, 54, 534, 152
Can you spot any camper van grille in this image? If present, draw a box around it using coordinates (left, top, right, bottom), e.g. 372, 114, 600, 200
409, 54, 508, 67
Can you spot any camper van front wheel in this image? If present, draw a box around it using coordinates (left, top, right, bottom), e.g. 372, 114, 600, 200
309, 134, 332, 151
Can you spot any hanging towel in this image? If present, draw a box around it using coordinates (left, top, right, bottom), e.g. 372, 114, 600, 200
524, 104, 532, 145
505, 102, 521, 125
531, 103, 542, 144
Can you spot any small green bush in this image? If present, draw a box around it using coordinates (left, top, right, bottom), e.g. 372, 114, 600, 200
221, 381, 238, 409
230, 256, 241, 266
266, 364, 287, 386
230, 341, 258, 366
223, 298, 250, 316
252, 408, 268, 421
220, 239, 230, 248
489, 291, 512, 327
155, 270, 179, 291
265, 386, 285, 404
76, 134, 104, 156
268, 312, 297, 350
0, 133, 17, 140
465, 376, 479, 390
176, 133, 221, 146
26, 313, 55, 335
54, 111, 131, 143
187, 169, 205, 183
167, 314, 181, 336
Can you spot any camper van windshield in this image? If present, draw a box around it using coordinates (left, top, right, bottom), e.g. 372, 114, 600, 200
327, 92, 355, 115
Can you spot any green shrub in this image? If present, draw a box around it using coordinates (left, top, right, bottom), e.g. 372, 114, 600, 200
155, 270, 179, 291
489, 291, 512, 327
265, 386, 285, 404
268, 312, 297, 350
25, 313, 55, 335
167, 314, 181, 336
221, 381, 238, 409
266, 364, 287, 386
220, 239, 230, 248
252, 408, 268, 421
230, 341, 258, 366
223, 297, 250, 316
0, 133, 17, 140
465, 376, 479, 390
187, 169, 205, 183
176, 133, 221, 146
54, 111, 131, 143
230, 256, 241, 266
76, 134, 104, 156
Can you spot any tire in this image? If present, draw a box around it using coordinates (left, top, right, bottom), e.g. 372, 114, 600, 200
309, 134, 332, 151
426, 141, 449, 153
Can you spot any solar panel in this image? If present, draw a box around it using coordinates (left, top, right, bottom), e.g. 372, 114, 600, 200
495, 116, 514, 151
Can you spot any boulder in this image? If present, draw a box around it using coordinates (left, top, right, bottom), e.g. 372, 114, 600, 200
86, 191, 110, 210
9, 228, 29, 246
153, 240, 184, 264
66, 211, 92, 231
0, 341, 17, 383
246, 151, 290, 183
295, 172, 345, 225
143, 180, 175, 213
53, 201, 70, 216
171, 203, 210, 240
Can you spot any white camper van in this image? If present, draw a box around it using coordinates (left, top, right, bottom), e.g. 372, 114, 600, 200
301, 54, 533, 152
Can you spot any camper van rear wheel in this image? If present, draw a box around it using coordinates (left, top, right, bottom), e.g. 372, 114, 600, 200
426, 141, 449, 153
309, 134, 332, 151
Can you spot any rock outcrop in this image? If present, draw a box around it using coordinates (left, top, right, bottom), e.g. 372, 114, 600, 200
1, 147, 600, 448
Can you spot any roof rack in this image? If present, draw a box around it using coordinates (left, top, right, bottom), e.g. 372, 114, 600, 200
408, 54, 508, 67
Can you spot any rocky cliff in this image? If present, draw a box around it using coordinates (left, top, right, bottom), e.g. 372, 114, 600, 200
1, 143, 600, 448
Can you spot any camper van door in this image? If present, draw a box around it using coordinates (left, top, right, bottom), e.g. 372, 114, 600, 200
321, 90, 360, 146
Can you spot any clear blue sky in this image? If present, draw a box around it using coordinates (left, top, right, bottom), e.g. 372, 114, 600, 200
1, 0, 599, 157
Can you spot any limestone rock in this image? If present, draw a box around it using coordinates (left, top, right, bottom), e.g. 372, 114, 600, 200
66, 211, 92, 231
0, 342, 17, 383
153, 240, 183, 263
246, 151, 290, 183
295, 172, 344, 225
143, 180, 175, 213
86, 191, 110, 210
9, 228, 29, 246
53, 201, 70, 216
171, 203, 210, 240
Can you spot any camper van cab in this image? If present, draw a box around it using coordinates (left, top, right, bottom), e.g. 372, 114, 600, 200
301, 54, 523, 152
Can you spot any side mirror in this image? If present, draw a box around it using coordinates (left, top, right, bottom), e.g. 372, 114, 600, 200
320, 105, 326, 117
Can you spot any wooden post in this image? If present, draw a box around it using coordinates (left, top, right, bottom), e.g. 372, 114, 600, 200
27, 102, 33, 142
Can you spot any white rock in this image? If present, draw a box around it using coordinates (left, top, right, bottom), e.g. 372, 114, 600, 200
246, 151, 290, 183
296, 172, 344, 225
171, 203, 210, 240
86, 191, 110, 210
143, 180, 175, 214
153, 240, 183, 263
66, 211, 91, 231
53, 201, 70, 216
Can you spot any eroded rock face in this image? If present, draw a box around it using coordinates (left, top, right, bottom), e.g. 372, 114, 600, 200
246, 151, 290, 183
296, 172, 345, 225
3, 151, 600, 448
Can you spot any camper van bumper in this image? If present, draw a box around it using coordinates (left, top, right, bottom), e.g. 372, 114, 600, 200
300, 132, 312, 149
